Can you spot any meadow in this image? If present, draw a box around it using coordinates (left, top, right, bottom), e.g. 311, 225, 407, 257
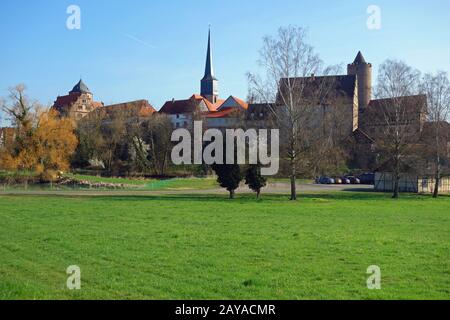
65, 174, 220, 191
1, 173, 220, 192
0, 191, 449, 300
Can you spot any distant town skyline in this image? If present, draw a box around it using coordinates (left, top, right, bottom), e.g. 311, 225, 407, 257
1, 0, 450, 125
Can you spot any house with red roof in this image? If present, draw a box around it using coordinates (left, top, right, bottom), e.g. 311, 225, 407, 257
206, 96, 249, 129
159, 94, 223, 129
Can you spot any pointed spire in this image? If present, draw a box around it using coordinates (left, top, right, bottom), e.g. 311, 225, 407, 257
201, 27, 219, 102
203, 27, 217, 81
353, 51, 367, 64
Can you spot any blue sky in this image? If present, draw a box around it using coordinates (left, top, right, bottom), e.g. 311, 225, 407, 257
1, 0, 450, 124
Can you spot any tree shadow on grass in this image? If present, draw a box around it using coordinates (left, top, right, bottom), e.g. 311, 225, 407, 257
101, 191, 449, 203
67, 192, 407, 203
4, 190, 448, 203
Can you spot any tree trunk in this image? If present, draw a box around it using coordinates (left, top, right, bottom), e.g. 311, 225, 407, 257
290, 175, 297, 201
433, 124, 441, 199
392, 173, 399, 199
256, 190, 260, 199
392, 154, 400, 199
229, 190, 235, 199
433, 164, 440, 198
290, 157, 297, 201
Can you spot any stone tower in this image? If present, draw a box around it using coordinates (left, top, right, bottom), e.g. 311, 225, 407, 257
347, 51, 372, 112
201, 28, 219, 104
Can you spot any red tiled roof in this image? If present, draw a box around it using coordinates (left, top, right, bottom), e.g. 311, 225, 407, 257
160, 95, 247, 116
231, 96, 248, 110
216, 96, 249, 111
52, 92, 104, 115
92, 101, 104, 109
206, 108, 236, 118
160, 94, 223, 114
160, 98, 202, 114
191, 94, 204, 100
191, 94, 216, 112
213, 99, 225, 111
52, 92, 82, 110
98, 100, 156, 118
190, 94, 225, 112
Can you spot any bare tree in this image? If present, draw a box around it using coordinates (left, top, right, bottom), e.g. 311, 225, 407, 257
1, 84, 41, 130
103, 108, 128, 174
1, 85, 44, 164
144, 114, 173, 176
420, 71, 450, 198
310, 101, 351, 177
74, 111, 106, 169
373, 60, 422, 198
247, 26, 341, 200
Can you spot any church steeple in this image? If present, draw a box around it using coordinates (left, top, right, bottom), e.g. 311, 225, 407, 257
203, 29, 216, 81
201, 27, 219, 103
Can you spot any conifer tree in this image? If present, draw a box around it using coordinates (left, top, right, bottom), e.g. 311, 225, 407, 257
211, 163, 242, 199
245, 164, 267, 199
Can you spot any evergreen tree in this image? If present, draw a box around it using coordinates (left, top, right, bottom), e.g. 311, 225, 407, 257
245, 164, 267, 199
211, 163, 242, 199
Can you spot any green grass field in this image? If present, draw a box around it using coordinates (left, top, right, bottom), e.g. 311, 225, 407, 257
0, 192, 449, 300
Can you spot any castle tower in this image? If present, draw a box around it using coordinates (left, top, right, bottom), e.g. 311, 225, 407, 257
52, 79, 103, 121
347, 51, 372, 111
70, 79, 93, 100
201, 28, 219, 104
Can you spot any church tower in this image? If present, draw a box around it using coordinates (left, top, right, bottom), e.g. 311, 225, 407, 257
347, 51, 372, 112
201, 28, 219, 104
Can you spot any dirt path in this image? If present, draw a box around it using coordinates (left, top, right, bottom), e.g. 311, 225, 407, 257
0, 183, 374, 197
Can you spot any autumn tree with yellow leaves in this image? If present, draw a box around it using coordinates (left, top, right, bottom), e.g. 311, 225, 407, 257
1, 85, 78, 181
